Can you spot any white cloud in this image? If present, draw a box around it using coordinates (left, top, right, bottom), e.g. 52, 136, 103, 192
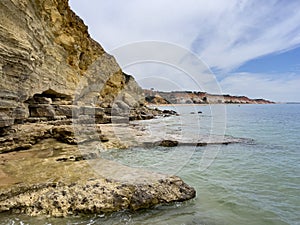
69, 0, 300, 101
220, 73, 300, 102
193, 0, 300, 70
109, 41, 222, 94
70, 0, 300, 70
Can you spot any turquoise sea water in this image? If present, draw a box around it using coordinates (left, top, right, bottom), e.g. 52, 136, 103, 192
1, 104, 299, 225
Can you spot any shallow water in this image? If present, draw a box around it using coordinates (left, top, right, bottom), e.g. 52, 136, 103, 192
1, 104, 299, 225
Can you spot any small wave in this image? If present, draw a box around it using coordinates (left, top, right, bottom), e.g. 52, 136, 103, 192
223, 135, 255, 144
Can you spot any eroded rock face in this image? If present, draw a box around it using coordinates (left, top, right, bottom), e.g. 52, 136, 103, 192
0, 0, 144, 128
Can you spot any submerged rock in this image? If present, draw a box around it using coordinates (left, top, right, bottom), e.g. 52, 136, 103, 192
159, 140, 179, 147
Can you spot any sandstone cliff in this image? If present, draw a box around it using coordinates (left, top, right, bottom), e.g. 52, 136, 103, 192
0, 0, 195, 217
0, 0, 145, 128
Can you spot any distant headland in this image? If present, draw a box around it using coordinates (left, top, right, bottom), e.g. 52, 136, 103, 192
144, 89, 275, 104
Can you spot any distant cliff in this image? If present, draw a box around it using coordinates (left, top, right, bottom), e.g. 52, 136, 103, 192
144, 90, 275, 104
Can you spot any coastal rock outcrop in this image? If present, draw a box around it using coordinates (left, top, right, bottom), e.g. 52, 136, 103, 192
0, 0, 196, 217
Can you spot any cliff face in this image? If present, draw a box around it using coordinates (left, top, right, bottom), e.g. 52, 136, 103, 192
144, 90, 275, 104
0, 0, 143, 128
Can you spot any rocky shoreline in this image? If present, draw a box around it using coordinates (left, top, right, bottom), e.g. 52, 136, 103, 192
0, 0, 256, 218
0, 0, 196, 217
0, 112, 198, 217
0, 100, 247, 217
0, 134, 195, 217
0, 98, 199, 216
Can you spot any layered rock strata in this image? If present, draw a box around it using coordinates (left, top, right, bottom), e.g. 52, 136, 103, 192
0, 0, 145, 129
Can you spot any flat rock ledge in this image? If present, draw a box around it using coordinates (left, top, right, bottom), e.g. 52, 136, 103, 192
0, 136, 195, 218
0, 176, 195, 217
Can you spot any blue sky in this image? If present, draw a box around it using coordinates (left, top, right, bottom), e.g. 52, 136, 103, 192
69, 0, 300, 102
235, 46, 300, 74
